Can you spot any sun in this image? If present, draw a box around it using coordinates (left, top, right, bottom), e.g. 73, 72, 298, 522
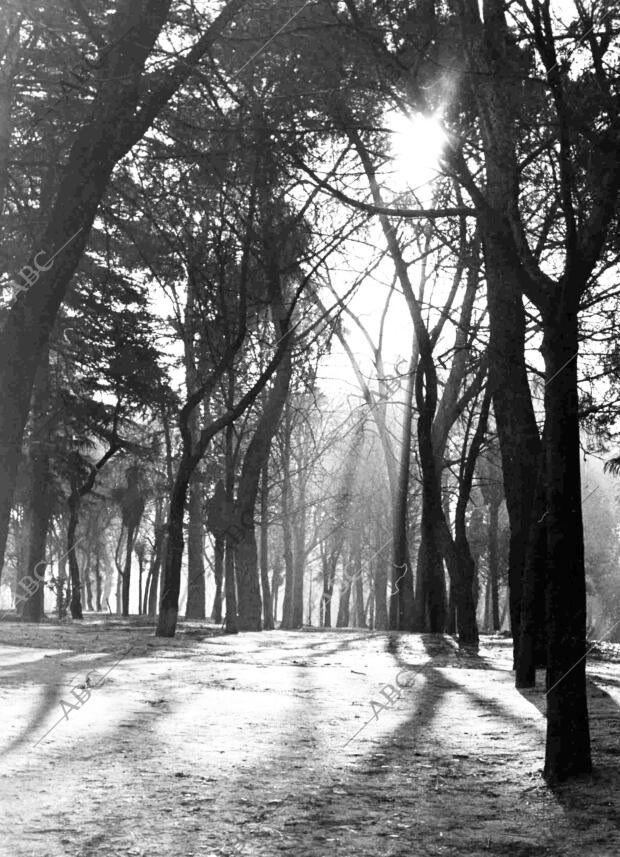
386, 111, 448, 196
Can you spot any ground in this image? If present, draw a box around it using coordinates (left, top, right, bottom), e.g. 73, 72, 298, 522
1, 620, 620, 857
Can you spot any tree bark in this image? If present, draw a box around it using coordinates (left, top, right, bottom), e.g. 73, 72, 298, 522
280, 402, 297, 629
271, 557, 282, 624
446, 583, 457, 635
452, 388, 491, 649
234, 524, 262, 632
83, 551, 94, 611
211, 535, 224, 623
336, 571, 352, 628
121, 521, 136, 616
157, 461, 192, 637
351, 536, 364, 627
414, 254, 481, 635
354, 568, 365, 628
224, 531, 238, 635
67, 492, 83, 620
391, 347, 417, 630
488, 497, 501, 630
487, 279, 541, 667
184, 266, 205, 621
57, 550, 67, 620
21, 458, 51, 622
95, 548, 102, 612
414, 348, 449, 633
259, 462, 274, 630
147, 524, 165, 617
542, 311, 591, 781
224, 421, 238, 634
233, 255, 293, 631
516, 439, 548, 687
185, 476, 205, 619
452, 0, 542, 667
319, 543, 338, 628
21, 350, 52, 622
374, 525, 389, 631
414, 505, 447, 632
290, 463, 306, 630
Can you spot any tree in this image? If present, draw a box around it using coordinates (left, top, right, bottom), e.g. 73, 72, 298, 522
116, 465, 146, 617
478, 441, 505, 632
447, 0, 620, 779
0, 0, 247, 580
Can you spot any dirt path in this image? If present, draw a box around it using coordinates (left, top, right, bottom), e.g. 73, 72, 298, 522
1, 622, 619, 856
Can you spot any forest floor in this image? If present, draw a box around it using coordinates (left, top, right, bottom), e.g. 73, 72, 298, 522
1, 620, 620, 857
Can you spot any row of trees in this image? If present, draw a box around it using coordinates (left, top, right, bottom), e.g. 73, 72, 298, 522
2, 0, 620, 782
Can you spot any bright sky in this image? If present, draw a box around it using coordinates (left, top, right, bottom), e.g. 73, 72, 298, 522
315, 110, 447, 407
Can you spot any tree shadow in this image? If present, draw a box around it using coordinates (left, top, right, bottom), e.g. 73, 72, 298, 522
517, 676, 620, 830
1, 644, 141, 755
7, 629, 620, 856
415, 631, 495, 669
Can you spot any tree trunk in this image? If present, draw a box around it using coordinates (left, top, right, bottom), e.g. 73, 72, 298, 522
14, 511, 30, 618
259, 463, 274, 630
235, 330, 292, 631
354, 569, 365, 628
500, 593, 509, 629
280, 404, 296, 629
184, 269, 205, 620
290, 470, 306, 630
21, 453, 51, 622
224, 422, 238, 634
235, 524, 262, 631
452, 553, 478, 647
147, 525, 165, 617
451, 387, 491, 650
446, 582, 457, 634
185, 476, 206, 619
320, 546, 337, 628
414, 505, 447, 632
516, 445, 548, 687
374, 531, 389, 630
488, 283, 541, 668
488, 497, 501, 630
84, 552, 94, 611
224, 531, 238, 634
307, 562, 313, 626
351, 537, 364, 627
453, 0, 542, 668
336, 556, 352, 628
57, 550, 67, 620
67, 495, 83, 620
211, 535, 224, 623
21, 345, 51, 622
121, 524, 135, 616
391, 347, 417, 630
542, 313, 591, 781
319, 550, 329, 627
115, 528, 123, 614
95, 549, 102, 612
136, 548, 144, 615
156, 464, 191, 637
271, 557, 282, 624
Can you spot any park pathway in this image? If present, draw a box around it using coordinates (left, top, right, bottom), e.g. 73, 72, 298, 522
1, 624, 620, 856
